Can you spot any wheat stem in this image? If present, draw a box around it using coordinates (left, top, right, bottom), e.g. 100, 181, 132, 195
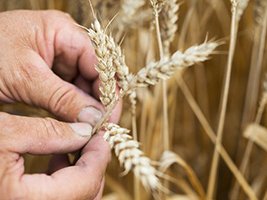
207, 1, 239, 199
176, 75, 258, 200
231, 5, 267, 200
153, 7, 170, 152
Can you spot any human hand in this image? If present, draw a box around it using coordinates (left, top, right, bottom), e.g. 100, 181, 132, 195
0, 10, 122, 199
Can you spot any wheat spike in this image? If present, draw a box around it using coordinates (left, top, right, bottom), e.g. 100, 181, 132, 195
237, 0, 250, 21
115, 0, 152, 30
110, 41, 132, 92
87, 19, 117, 110
103, 123, 163, 192
160, 0, 180, 54
87, 18, 163, 193
254, 0, 267, 24
133, 40, 219, 87
121, 0, 145, 18
150, 0, 166, 12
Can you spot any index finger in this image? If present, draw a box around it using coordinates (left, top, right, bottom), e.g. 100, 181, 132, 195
40, 10, 99, 82
20, 133, 110, 200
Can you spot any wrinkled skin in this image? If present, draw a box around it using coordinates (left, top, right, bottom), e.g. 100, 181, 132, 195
0, 10, 122, 200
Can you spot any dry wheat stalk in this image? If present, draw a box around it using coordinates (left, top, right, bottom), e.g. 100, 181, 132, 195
86, 17, 164, 194
133, 41, 219, 88
230, 74, 267, 200
103, 123, 163, 192
86, 11, 219, 196
159, 151, 206, 199
160, 0, 179, 54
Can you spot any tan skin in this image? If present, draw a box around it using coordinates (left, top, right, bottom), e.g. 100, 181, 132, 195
0, 10, 122, 200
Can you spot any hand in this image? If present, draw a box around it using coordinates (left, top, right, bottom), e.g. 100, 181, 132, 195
0, 10, 122, 199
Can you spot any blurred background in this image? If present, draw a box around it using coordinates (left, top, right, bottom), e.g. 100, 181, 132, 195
0, 0, 266, 199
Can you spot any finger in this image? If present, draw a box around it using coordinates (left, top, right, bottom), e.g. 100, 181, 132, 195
93, 177, 105, 200
20, 134, 110, 200
47, 155, 70, 175
0, 112, 92, 155
10, 50, 103, 124
44, 10, 99, 81
73, 75, 92, 94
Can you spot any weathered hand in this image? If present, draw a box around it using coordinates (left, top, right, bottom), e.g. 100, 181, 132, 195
0, 10, 122, 200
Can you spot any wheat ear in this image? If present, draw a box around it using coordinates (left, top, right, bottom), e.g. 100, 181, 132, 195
133, 40, 219, 88
121, 0, 145, 20
160, 0, 180, 54
237, 0, 250, 21
88, 19, 117, 111
86, 17, 164, 194
255, 0, 267, 24
103, 123, 163, 192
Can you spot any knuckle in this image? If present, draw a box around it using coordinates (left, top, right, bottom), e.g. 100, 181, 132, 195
43, 117, 63, 138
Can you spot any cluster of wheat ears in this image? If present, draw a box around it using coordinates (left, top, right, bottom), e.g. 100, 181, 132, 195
1, 0, 267, 199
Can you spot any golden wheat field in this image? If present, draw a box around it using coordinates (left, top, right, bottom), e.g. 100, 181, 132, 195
0, 0, 267, 199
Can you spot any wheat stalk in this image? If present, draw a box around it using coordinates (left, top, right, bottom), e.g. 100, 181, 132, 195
86, 16, 165, 194
207, 1, 239, 199
176, 75, 258, 200
85, 6, 219, 196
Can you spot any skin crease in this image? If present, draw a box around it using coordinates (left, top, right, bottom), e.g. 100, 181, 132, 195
0, 10, 122, 200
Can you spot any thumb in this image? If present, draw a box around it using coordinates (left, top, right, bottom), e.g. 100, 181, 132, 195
0, 112, 92, 154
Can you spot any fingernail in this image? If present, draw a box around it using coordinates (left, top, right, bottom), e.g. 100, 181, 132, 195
77, 106, 102, 126
69, 122, 92, 137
